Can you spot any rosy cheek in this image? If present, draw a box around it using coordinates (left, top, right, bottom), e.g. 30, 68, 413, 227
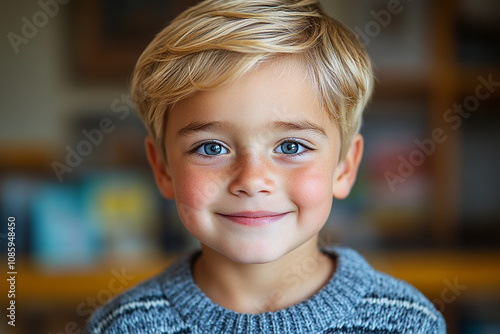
288, 167, 332, 209
174, 167, 222, 211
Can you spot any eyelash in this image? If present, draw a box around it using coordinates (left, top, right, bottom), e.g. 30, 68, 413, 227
277, 137, 314, 158
189, 138, 314, 160
189, 140, 227, 160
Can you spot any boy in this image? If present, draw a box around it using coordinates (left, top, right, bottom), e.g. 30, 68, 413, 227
86, 0, 446, 333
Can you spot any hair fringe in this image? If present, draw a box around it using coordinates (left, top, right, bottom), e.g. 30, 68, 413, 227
131, 0, 373, 161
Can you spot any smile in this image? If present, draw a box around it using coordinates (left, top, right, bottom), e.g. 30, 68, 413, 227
217, 211, 289, 226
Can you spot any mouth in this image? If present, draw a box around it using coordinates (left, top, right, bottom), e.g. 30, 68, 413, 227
217, 211, 290, 226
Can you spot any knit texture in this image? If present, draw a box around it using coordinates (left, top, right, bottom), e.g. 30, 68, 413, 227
84, 247, 446, 333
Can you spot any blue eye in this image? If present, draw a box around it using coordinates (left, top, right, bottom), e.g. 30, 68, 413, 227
195, 142, 229, 156
275, 141, 309, 155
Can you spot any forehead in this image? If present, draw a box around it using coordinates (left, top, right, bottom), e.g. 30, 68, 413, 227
167, 56, 335, 135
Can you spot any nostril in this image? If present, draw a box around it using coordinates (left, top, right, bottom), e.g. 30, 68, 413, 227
228, 168, 275, 197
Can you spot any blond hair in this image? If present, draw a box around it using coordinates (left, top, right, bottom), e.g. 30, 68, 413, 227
131, 0, 373, 161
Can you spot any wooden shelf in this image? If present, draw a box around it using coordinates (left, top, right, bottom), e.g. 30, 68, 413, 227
365, 251, 500, 297
9, 257, 174, 307
0, 146, 58, 172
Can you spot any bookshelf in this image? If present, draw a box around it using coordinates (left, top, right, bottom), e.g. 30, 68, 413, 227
332, 0, 500, 251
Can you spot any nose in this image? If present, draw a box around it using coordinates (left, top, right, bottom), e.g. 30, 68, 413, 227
228, 151, 276, 197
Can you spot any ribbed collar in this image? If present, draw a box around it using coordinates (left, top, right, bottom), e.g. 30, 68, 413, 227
160, 246, 374, 333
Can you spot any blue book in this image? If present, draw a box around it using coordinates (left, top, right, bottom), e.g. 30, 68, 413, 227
31, 183, 102, 269
0, 176, 38, 256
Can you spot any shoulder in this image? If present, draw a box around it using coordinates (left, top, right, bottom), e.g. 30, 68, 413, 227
83, 256, 193, 334
327, 247, 447, 333
357, 270, 447, 333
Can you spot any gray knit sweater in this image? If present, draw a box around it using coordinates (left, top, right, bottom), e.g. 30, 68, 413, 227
84, 247, 446, 333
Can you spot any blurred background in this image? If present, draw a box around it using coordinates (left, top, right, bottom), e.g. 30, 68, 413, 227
1, 0, 499, 333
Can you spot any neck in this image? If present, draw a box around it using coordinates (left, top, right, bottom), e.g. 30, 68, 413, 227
192, 238, 336, 314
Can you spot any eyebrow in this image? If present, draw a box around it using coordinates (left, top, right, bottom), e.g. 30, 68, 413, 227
176, 120, 328, 138
270, 120, 328, 138
177, 121, 228, 138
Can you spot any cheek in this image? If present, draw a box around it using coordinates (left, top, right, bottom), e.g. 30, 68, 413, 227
173, 166, 223, 211
173, 170, 217, 232
288, 165, 333, 210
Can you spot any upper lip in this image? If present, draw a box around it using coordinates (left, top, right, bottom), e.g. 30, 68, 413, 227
219, 211, 288, 218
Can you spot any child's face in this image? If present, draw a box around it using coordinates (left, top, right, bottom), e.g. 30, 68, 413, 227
147, 57, 362, 264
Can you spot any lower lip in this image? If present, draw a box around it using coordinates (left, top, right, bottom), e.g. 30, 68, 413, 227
218, 213, 289, 226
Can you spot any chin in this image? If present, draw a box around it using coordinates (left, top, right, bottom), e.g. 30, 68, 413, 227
220, 243, 289, 264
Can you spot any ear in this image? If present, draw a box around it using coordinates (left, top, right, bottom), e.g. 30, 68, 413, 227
332, 133, 364, 199
145, 136, 175, 199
